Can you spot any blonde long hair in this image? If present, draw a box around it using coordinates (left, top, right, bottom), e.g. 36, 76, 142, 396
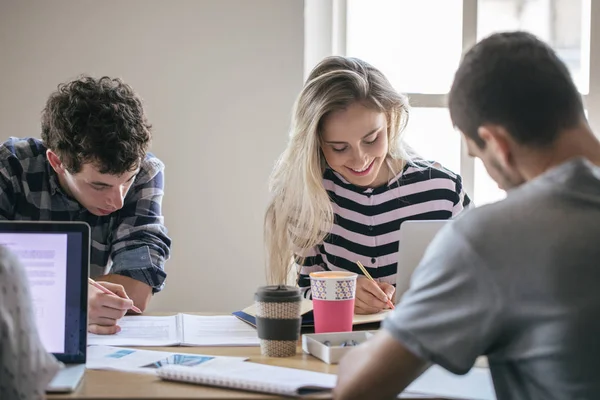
264, 56, 414, 285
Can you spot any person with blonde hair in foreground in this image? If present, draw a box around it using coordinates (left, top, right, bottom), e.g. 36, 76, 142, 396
0, 246, 61, 399
264, 56, 470, 315
334, 31, 600, 400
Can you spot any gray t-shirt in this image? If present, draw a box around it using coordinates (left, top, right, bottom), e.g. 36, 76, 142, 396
0, 246, 61, 399
384, 157, 600, 400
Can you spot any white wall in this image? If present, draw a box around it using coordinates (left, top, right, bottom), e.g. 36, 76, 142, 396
0, 0, 304, 312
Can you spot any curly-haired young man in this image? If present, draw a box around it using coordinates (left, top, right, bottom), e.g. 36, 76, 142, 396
0, 76, 171, 335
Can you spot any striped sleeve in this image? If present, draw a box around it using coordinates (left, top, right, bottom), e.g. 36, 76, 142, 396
452, 174, 472, 216
295, 245, 326, 299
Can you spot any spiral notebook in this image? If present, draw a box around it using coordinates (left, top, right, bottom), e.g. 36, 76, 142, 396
157, 362, 447, 398
157, 361, 337, 397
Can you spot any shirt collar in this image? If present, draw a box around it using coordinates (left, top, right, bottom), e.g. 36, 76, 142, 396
46, 161, 80, 210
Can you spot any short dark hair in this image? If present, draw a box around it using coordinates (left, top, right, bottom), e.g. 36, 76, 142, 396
41, 75, 151, 174
448, 31, 585, 148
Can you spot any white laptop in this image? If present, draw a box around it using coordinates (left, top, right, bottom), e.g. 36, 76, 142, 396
395, 220, 449, 304
0, 221, 90, 393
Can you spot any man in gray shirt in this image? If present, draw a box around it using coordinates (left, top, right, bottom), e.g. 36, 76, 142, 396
334, 32, 600, 400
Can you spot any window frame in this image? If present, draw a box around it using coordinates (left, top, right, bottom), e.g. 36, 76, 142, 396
305, 0, 600, 204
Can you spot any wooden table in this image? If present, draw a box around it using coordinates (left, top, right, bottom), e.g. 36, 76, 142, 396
49, 344, 342, 399
47, 318, 461, 399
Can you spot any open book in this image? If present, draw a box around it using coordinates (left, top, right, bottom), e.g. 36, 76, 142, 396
157, 361, 337, 397
233, 299, 391, 328
88, 314, 260, 347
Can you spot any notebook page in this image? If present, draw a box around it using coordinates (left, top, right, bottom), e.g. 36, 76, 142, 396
88, 315, 181, 346
180, 314, 260, 346
158, 362, 337, 396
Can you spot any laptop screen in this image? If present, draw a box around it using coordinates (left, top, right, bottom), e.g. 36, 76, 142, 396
0, 222, 89, 363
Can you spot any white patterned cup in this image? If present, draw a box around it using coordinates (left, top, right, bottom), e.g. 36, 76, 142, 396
309, 271, 357, 333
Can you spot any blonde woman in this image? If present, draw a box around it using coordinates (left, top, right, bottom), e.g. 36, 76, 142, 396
265, 56, 470, 315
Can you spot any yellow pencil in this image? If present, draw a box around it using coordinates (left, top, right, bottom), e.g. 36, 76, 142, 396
356, 261, 395, 310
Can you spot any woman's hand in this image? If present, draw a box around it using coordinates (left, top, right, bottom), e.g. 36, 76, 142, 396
354, 277, 395, 314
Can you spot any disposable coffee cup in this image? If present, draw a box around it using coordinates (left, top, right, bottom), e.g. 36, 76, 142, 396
310, 271, 357, 333
254, 285, 302, 357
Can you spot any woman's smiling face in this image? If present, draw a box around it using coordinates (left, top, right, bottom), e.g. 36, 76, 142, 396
320, 102, 389, 188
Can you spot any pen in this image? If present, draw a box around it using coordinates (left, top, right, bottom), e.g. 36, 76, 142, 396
355, 261, 395, 310
88, 277, 142, 314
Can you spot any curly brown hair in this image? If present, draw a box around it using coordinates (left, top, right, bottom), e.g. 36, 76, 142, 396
41, 75, 152, 175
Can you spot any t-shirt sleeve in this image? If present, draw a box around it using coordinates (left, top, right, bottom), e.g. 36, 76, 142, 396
382, 223, 503, 374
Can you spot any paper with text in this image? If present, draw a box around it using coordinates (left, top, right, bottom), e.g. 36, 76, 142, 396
87, 345, 246, 375
181, 315, 260, 346
88, 315, 180, 346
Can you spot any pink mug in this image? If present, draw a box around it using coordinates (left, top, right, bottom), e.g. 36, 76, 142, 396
309, 271, 357, 333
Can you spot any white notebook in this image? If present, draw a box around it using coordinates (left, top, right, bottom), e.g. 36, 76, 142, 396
157, 362, 337, 397
157, 362, 434, 398
88, 314, 260, 347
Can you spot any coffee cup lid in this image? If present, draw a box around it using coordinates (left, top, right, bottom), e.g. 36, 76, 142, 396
255, 285, 301, 302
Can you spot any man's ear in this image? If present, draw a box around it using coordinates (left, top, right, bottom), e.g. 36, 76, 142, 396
46, 150, 66, 175
477, 125, 513, 168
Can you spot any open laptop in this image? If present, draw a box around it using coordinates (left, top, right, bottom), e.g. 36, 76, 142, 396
0, 221, 90, 393
395, 220, 449, 304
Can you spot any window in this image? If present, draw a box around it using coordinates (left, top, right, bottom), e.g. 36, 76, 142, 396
306, 0, 597, 206
403, 108, 461, 174
474, 159, 504, 205
478, 0, 589, 93
346, 0, 463, 94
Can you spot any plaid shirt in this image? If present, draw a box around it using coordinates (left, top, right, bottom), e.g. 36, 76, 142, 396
0, 137, 171, 292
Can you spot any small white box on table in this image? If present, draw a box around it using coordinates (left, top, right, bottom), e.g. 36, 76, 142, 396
301, 331, 377, 364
